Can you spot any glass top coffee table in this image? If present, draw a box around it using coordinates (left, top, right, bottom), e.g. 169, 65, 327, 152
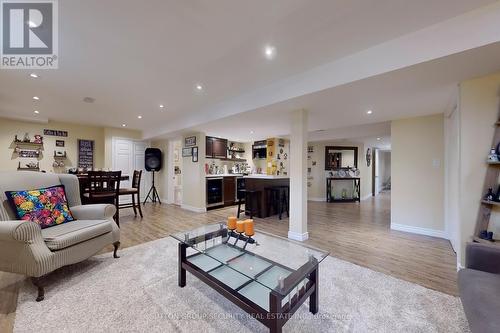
171, 223, 328, 333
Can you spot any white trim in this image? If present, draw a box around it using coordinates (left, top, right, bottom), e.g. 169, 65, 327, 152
391, 223, 447, 239
308, 197, 326, 202
457, 263, 464, 272
288, 230, 309, 241
361, 194, 373, 201
181, 204, 206, 213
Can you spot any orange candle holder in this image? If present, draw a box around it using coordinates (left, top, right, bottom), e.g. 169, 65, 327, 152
244, 219, 255, 237
227, 216, 237, 231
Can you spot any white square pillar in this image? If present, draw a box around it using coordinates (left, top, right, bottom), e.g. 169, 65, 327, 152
288, 109, 309, 241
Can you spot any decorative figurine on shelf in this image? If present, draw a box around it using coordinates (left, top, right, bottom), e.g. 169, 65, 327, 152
14, 135, 21, 143
488, 148, 498, 162
22, 133, 30, 143
479, 230, 494, 241
33, 135, 43, 144
485, 188, 495, 202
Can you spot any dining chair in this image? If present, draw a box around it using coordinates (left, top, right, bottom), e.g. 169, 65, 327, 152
118, 170, 143, 218
84, 171, 122, 226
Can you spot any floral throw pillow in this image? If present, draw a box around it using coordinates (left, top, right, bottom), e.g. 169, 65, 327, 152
5, 185, 75, 229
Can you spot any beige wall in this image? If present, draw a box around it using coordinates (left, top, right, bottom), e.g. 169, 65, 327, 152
0, 117, 141, 173
307, 141, 372, 201
458, 72, 500, 266
391, 114, 445, 233
181, 132, 206, 211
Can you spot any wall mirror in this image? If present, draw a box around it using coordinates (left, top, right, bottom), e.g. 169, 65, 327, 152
325, 146, 358, 170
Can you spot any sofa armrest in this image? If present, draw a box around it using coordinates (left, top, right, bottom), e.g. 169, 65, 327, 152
0, 220, 43, 243
466, 242, 500, 274
71, 204, 116, 220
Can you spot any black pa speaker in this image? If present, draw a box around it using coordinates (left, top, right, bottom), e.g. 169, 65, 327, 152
145, 148, 162, 171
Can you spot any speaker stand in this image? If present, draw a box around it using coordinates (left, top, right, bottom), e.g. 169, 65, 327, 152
144, 170, 162, 205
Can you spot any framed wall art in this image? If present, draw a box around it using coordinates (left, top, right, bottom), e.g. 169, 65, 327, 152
185, 136, 196, 147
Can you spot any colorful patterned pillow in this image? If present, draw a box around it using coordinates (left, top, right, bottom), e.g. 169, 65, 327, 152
5, 185, 75, 229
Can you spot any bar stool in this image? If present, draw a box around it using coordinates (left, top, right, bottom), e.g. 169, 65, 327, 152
265, 186, 289, 220
278, 185, 290, 219
237, 189, 262, 219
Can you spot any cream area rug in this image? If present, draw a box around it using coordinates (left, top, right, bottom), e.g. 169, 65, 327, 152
14, 237, 469, 332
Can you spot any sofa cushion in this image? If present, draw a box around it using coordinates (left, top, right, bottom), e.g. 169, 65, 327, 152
458, 268, 500, 333
5, 185, 75, 229
41, 219, 112, 251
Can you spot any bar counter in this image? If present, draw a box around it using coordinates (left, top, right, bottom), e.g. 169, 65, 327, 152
243, 175, 289, 218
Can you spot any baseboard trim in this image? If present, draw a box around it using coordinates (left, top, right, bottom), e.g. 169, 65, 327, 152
308, 197, 326, 202
180, 204, 206, 213
391, 223, 447, 239
288, 230, 309, 241
361, 194, 372, 201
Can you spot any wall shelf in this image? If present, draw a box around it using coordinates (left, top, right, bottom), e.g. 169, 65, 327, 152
481, 200, 500, 207
473, 236, 499, 246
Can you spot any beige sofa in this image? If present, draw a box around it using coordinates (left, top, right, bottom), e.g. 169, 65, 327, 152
0, 171, 120, 301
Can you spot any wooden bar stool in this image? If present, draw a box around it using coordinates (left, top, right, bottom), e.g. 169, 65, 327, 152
118, 170, 143, 218
237, 189, 261, 219
265, 186, 289, 220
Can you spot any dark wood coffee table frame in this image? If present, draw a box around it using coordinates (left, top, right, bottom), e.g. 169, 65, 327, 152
177, 228, 319, 333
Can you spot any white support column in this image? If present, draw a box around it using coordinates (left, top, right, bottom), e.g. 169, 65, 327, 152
288, 109, 309, 241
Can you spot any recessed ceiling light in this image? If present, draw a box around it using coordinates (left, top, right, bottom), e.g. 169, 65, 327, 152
122, 124, 126, 127
34, 110, 39, 114
250, 130, 254, 134
29, 73, 39, 78
159, 104, 165, 109
196, 84, 203, 91
377, 137, 381, 141
137, 115, 142, 119
366, 110, 373, 115
32, 96, 40, 101
264, 45, 276, 60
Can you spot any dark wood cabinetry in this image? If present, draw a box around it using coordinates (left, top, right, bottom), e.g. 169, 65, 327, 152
223, 176, 236, 205
206, 136, 228, 158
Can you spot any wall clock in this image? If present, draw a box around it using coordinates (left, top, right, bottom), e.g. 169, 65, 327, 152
366, 148, 371, 167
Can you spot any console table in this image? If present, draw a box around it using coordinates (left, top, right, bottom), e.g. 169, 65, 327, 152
326, 177, 361, 202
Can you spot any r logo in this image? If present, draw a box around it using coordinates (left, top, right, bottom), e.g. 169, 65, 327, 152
2, 2, 53, 54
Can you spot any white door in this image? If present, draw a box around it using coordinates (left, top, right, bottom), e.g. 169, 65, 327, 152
374, 149, 381, 195
112, 138, 151, 203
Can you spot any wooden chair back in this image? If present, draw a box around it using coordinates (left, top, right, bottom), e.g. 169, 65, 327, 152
132, 170, 142, 189
87, 171, 122, 199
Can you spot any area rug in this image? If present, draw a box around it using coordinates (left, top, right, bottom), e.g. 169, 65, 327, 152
14, 237, 469, 332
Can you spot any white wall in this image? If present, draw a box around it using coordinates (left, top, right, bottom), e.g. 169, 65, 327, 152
391, 114, 445, 238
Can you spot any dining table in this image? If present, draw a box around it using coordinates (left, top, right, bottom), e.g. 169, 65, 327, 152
75, 173, 130, 202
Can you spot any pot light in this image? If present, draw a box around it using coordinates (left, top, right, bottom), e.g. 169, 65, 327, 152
159, 104, 165, 109
32, 96, 40, 101
196, 84, 203, 91
137, 115, 142, 119
34, 110, 39, 114
29, 73, 39, 78
122, 124, 126, 127
250, 130, 254, 134
264, 45, 276, 59
377, 137, 381, 141
366, 110, 373, 115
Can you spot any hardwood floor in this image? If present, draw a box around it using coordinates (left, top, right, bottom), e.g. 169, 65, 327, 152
0, 192, 458, 331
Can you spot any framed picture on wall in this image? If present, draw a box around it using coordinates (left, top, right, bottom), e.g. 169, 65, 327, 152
182, 147, 192, 157
185, 136, 196, 147
56, 140, 65, 147
192, 146, 198, 162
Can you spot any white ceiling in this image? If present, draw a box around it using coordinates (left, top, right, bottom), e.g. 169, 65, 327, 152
189, 41, 500, 142
0, 0, 497, 137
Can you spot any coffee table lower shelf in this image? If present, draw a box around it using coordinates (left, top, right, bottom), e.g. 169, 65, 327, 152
177, 243, 319, 333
